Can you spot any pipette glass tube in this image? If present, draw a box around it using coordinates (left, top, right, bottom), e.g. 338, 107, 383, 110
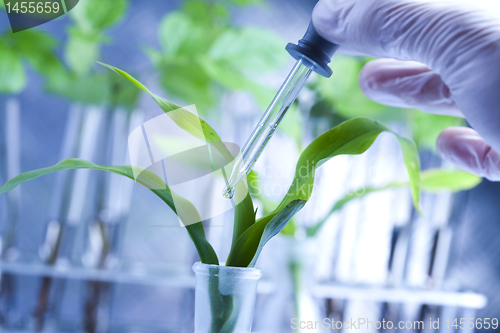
223, 59, 313, 199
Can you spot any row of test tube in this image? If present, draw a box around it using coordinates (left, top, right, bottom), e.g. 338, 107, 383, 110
0, 100, 145, 332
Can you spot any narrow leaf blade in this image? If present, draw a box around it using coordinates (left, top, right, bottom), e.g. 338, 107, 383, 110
0, 158, 219, 265
99, 62, 256, 246
226, 200, 306, 267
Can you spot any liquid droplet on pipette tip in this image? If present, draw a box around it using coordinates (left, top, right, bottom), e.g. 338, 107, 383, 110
223, 185, 235, 200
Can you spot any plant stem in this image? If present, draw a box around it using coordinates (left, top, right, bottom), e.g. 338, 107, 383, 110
208, 267, 234, 333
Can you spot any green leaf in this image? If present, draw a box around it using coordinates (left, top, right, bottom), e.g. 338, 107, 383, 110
274, 117, 421, 213
280, 217, 298, 237
152, 4, 285, 112
247, 170, 277, 216
158, 12, 197, 56
198, 57, 274, 108
208, 28, 286, 73
279, 103, 303, 151
99, 62, 234, 161
229, 0, 261, 4
71, 0, 127, 32
98, 61, 148, 92
183, 1, 228, 29
226, 200, 306, 267
65, 28, 101, 75
159, 60, 216, 113
307, 169, 482, 237
9, 30, 65, 79
0, 38, 26, 94
227, 117, 420, 266
420, 169, 482, 192
158, 3, 222, 58
0, 158, 219, 265
232, 182, 256, 249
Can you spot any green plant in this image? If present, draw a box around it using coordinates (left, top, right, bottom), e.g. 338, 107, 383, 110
1, 63, 423, 267
43, 0, 140, 109
1, 63, 424, 332
0, 0, 135, 109
305, 168, 481, 237
0, 29, 64, 94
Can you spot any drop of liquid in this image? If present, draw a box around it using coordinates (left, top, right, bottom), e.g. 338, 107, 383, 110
223, 185, 235, 200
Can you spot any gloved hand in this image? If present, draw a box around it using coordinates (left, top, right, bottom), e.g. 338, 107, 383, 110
312, 0, 500, 181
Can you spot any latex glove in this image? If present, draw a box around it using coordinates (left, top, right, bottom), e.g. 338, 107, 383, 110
312, 0, 500, 181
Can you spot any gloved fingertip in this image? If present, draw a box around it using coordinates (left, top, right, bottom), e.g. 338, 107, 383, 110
359, 59, 463, 116
437, 127, 500, 181
437, 127, 480, 159
359, 59, 431, 108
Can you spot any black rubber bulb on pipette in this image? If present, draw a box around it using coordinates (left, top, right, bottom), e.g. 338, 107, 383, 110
286, 21, 340, 78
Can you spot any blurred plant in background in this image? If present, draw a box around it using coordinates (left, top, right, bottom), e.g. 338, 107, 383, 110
0, 3, 63, 94
145, 0, 288, 115
46, 0, 139, 109
0, 0, 139, 109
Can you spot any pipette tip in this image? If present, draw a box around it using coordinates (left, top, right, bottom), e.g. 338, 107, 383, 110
223, 185, 235, 200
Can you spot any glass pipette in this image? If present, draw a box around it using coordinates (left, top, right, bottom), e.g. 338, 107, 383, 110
223, 59, 312, 199
223, 22, 340, 199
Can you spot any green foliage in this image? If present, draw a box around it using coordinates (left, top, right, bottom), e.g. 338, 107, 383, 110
99, 63, 233, 159
0, 30, 65, 94
70, 0, 128, 34
29, 0, 139, 108
278, 104, 303, 151
0, 39, 26, 93
0, 0, 129, 100
9, 30, 65, 78
0, 158, 219, 265
147, 0, 286, 114
65, 27, 102, 76
232, 188, 257, 249
46, 70, 140, 107
227, 200, 306, 267
274, 117, 420, 213
99, 63, 257, 258
85, 64, 425, 267
46, 73, 108, 104
65, 0, 127, 75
